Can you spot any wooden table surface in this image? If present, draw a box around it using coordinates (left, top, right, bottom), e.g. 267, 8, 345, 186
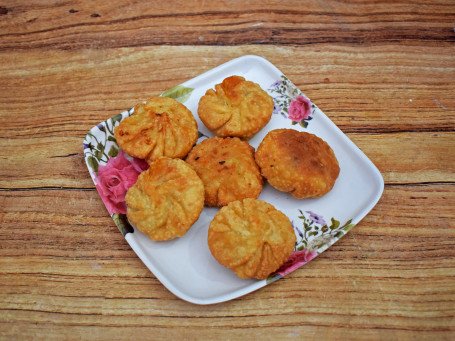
1, 1, 454, 339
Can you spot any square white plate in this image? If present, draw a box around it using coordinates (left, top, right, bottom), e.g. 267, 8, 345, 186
83, 55, 384, 304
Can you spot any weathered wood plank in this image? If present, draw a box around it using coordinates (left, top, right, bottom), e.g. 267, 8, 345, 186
1, 184, 453, 257
0, 46, 453, 141
0, 184, 454, 338
0, 1, 454, 50
0, 131, 453, 189
348, 132, 455, 184
1, 0, 454, 339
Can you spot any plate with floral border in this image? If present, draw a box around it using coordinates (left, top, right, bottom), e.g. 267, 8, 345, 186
83, 55, 384, 305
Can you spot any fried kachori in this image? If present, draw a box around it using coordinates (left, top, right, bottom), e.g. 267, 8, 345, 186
125, 157, 204, 241
185, 137, 263, 207
208, 198, 296, 280
255, 129, 340, 199
197, 76, 273, 140
114, 97, 198, 164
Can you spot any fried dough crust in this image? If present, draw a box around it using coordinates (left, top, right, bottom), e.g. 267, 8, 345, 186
208, 198, 296, 280
255, 129, 340, 198
125, 157, 204, 241
198, 76, 273, 140
114, 97, 198, 164
185, 137, 263, 207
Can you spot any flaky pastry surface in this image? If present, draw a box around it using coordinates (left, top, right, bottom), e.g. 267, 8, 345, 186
125, 157, 204, 241
185, 137, 263, 207
114, 97, 198, 164
208, 198, 296, 280
198, 76, 273, 140
255, 129, 340, 199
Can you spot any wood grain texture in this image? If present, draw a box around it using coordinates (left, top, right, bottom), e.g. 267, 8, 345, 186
1, 0, 454, 339
0, 0, 454, 50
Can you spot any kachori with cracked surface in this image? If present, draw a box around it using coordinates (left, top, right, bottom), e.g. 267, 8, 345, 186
114, 97, 198, 164
185, 137, 263, 207
208, 198, 296, 280
198, 76, 273, 140
125, 157, 204, 241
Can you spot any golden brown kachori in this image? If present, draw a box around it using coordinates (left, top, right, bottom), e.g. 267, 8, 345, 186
125, 157, 204, 241
198, 76, 273, 140
255, 129, 340, 199
114, 97, 198, 164
208, 198, 296, 280
185, 137, 263, 207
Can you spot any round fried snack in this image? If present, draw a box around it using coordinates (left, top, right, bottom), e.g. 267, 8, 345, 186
114, 97, 198, 164
185, 137, 263, 207
198, 76, 273, 140
255, 129, 340, 199
125, 157, 204, 241
208, 198, 296, 280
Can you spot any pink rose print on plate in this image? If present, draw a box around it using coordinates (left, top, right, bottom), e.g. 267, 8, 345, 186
268, 76, 315, 128
275, 249, 317, 277
94, 151, 149, 215
288, 96, 312, 123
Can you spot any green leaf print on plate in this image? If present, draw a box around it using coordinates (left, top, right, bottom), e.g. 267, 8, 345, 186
294, 210, 355, 253
160, 85, 194, 103
266, 210, 355, 284
112, 213, 134, 236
